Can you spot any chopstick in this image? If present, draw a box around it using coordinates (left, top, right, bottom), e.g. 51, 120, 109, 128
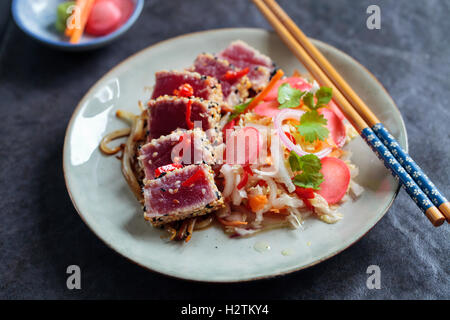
252, 0, 447, 226
261, 0, 450, 224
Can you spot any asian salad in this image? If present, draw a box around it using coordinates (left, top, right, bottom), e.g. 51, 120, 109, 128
100, 40, 363, 242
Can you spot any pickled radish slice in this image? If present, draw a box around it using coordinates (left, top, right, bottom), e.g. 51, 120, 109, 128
320, 108, 346, 148
328, 99, 345, 121
85, 0, 122, 36
253, 100, 280, 118
317, 157, 351, 204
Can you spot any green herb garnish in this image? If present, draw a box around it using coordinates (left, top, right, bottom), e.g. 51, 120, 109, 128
229, 98, 253, 121
277, 83, 305, 109
296, 110, 329, 143
276, 84, 333, 142
288, 151, 324, 190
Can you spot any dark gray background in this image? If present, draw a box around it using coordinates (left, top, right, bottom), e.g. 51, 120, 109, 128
0, 0, 448, 299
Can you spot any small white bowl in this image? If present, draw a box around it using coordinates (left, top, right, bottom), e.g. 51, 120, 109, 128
12, 0, 144, 51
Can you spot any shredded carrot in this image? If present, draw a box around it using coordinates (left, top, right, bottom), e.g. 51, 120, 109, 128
246, 69, 284, 111
69, 0, 95, 44
217, 217, 248, 227
292, 69, 302, 77
268, 208, 290, 216
248, 194, 268, 213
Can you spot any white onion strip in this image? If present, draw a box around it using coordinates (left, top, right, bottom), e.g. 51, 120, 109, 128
274, 109, 331, 158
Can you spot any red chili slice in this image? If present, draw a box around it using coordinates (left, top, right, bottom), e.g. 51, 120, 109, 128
185, 100, 194, 130
284, 131, 297, 144
154, 163, 183, 178
243, 165, 253, 176
173, 83, 194, 97
181, 168, 205, 187
294, 187, 315, 211
303, 198, 314, 210
257, 180, 267, 187
222, 119, 235, 143
222, 67, 250, 81
237, 165, 253, 190
237, 171, 249, 190
294, 187, 315, 199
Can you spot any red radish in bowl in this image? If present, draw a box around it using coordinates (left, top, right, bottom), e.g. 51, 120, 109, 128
109, 0, 135, 24
317, 157, 351, 204
85, 0, 135, 37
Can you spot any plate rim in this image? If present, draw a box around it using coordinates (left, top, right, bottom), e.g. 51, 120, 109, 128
63, 27, 408, 283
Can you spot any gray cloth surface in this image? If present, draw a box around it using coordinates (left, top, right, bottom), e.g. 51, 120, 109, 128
0, 0, 448, 299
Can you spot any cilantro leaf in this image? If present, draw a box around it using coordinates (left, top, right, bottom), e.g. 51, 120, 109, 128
288, 151, 324, 190
302, 92, 315, 109
315, 87, 332, 108
288, 151, 303, 172
229, 99, 253, 121
301, 86, 333, 110
296, 110, 329, 143
292, 172, 324, 190
277, 83, 305, 109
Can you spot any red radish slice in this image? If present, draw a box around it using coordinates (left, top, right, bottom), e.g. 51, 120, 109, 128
253, 100, 280, 118
85, 1, 122, 36
108, 0, 134, 24
317, 157, 351, 204
328, 99, 345, 121
264, 77, 312, 101
320, 108, 346, 148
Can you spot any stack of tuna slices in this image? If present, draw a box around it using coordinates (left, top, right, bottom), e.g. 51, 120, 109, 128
138, 41, 275, 227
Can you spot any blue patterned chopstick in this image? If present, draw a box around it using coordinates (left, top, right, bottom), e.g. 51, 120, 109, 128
360, 127, 445, 226
252, 0, 449, 225
370, 123, 450, 221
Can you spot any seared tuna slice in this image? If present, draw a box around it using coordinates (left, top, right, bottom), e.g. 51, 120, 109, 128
147, 95, 221, 140
191, 53, 250, 106
151, 70, 225, 105
218, 40, 275, 92
138, 128, 215, 181
143, 164, 224, 226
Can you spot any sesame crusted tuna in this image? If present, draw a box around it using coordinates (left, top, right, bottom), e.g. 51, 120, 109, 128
138, 128, 215, 181
191, 53, 251, 106
151, 70, 226, 108
147, 95, 221, 140
218, 40, 275, 92
143, 164, 224, 226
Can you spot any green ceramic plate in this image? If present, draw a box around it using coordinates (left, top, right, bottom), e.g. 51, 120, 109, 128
63, 28, 407, 282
